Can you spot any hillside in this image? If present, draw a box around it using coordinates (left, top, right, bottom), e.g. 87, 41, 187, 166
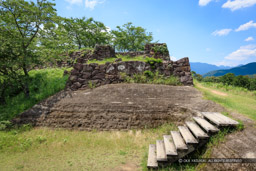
204, 62, 256, 77
190, 62, 231, 75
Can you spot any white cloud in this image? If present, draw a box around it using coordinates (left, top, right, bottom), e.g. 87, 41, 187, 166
199, 0, 214, 6
245, 36, 254, 42
85, 0, 105, 10
215, 60, 239, 67
170, 56, 177, 61
222, 0, 256, 11
225, 44, 256, 61
235, 20, 256, 32
65, 0, 83, 5
212, 29, 232, 36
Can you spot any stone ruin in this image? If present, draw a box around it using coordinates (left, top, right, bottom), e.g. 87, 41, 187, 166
12, 44, 194, 130
66, 43, 193, 91
144, 43, 170, 61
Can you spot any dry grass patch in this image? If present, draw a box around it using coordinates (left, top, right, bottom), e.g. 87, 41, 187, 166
0, 124, 175, 171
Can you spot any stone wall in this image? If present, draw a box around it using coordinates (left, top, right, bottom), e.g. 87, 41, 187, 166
66, 57, 193, 91
93, 45, 115, 60
116, 51, 145, 57
67, 43, 171, 63
68, 45, 115, 62
145, 43, 170, 61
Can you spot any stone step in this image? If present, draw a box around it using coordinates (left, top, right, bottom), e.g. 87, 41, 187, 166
202, 112, 238, 126
163, 135, 178, 157
170, 131, 188, 151
186, 121, 209, 140
178, 126, 198, 144
156, 140, 168, 162
147, 144, 158, 169
212, 112, 239, 126
193, 117, 219, 134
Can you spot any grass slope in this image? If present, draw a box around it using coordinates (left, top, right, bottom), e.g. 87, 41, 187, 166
0, 68, 70, 121
195, 80, 256, 121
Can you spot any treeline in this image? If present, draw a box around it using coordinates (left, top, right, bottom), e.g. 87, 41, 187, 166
192, 72, 256, 91
0, 0, 153, 104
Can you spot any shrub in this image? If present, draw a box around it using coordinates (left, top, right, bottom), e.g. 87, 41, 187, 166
220, 73, 235, 85
233, 75, 250, 89
151, 45, 168, 54
145, 57, 162, 69
143, 70, 154, 78
249, 79, 256, 91
0, 121, 12, 131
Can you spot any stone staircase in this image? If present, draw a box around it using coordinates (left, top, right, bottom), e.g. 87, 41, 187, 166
147, 112, 239, 169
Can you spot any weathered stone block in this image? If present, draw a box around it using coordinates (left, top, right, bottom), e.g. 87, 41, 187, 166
71, 69, 79, 75
92, 73, 105, 80
83, 64, 93, 72
69, 75, 78, 82
89, 63, 98, 69
74, 63, 83, 71
82, 72, 91, 79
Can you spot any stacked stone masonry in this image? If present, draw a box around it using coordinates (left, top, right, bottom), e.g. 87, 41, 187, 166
144, 43, 170, 61
66, 57, 193, 91
68, 43, 170, 62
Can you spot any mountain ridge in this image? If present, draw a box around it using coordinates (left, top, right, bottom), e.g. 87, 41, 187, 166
190, 62, 232, 75
203, 62, 256, 77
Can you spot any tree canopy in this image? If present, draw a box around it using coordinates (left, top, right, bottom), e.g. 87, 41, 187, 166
111, 22, 153, 52
0, 0, 154, 102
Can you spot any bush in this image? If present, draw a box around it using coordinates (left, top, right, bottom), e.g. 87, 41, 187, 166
145, 57, 162, 69
0, 121, 12, 131
233, 75, 250, 89
151, 45, 168, 54
249, 79, 256, 91
143, 70, 154, 78
220, 73, 235, 85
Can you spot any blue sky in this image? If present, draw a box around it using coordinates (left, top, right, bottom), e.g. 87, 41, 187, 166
54, 0, 256, 66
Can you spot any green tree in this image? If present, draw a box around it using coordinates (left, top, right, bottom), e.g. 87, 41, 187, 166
233, 75, 250, 89
38, 16, 75, 63
249, 78, 256, 91
0, 0, 57, 98
60, 17, 111, 49
111, 22, 153, 52
220, 73, 235, 85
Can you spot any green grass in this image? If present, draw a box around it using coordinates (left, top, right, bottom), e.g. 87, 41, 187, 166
0, 68, 70, 121
87, 55, 147, 64
121, 71, 181, 86
199, 81, 256, 97
0, 123, 176, 171
195, 80, 256, 121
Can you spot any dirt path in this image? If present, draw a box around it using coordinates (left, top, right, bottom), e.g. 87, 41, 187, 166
197, 83, 228, 96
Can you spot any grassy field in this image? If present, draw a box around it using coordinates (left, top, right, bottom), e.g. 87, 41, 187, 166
0, 124, 176, 171
194, 80, 256, 121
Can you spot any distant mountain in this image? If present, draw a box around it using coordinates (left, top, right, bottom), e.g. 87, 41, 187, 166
190, 62, 232, 75
204, 62, 256, 77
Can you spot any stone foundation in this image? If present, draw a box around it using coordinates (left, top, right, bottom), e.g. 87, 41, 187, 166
66, 57, 193, 91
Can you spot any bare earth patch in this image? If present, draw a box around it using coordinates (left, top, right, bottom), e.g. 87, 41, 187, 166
197, 84, 228, 96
